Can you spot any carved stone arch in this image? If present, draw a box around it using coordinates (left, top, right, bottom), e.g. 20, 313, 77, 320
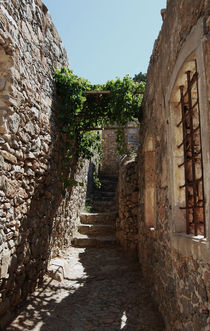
166, 18, 210, 259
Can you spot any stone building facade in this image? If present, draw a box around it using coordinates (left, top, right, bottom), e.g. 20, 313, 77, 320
137, 0, 210, 330
101, 123, 139, 177
0, 0, 88, 327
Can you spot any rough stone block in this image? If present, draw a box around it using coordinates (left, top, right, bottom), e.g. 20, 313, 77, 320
0, 79, 6, 91
1, 249, 11, 278
9, 112, 20, 133
0, 150, 17, 164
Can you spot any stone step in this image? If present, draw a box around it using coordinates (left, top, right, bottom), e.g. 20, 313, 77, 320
80, 212, 117, 225
92, 206, 116, 213
84, 200, 115, 213
90, 195, 115, 202
96, 183, 117, 192
95, 178, 118, 192
99, 176, 118, 184
71, 235, 118, 248
92, 199, 116, 210
78, 224, 115, 236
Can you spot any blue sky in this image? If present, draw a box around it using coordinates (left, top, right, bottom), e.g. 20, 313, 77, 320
43, 0, 166, 84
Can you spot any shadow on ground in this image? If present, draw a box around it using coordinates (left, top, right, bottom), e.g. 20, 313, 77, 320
6, 247, 165, 331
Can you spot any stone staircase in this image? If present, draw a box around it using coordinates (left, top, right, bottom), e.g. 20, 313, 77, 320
72, 176, 118, 248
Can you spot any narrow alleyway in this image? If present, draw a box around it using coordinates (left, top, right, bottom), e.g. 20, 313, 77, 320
7, 246, 164, 331
7, 176, 164, 330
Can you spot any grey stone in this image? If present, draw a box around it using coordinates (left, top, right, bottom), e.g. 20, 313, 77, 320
25, 121, 35, 136
18, 131, 30, 143
0, 155, 5, 170
31, 107, 39, 119
9, 113, 20, 134
0, 79, 6, 91
1, 249, 11, 278
0, 233, 3, 245
0, 175, 7, 191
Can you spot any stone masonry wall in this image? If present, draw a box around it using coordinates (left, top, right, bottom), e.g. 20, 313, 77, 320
116, 156, 138, 256
102, 124, 139, 177
137, 1, 210, 330
0, 0, 89, 327
101, 128, 120, 177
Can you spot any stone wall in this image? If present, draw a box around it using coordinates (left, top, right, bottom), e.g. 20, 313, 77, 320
101, 128, 120, 177
0, 0, 89, 327
101, 124, 139, 177
116, 156, 138, 256
137, 1, 210, 330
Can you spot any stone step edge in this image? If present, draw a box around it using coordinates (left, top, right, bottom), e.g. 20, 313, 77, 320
80, 213, 117, 221
73, 232, 116, 239
78, 224, 115, 235
80, 211, 118, 217
71, 236, 118, 247
78, 224, 115, 229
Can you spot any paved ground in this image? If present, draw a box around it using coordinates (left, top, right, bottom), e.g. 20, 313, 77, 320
7, 247, 164, 331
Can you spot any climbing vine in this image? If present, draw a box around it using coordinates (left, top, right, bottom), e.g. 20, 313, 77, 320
55, 67, 145, 166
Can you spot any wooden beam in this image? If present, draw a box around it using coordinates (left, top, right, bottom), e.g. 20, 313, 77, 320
84, 90, 144, 95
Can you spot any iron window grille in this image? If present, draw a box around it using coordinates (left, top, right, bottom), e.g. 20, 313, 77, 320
176, 61, 206, 236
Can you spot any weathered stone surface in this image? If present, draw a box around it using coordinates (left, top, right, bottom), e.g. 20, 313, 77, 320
9, 113, 20, 133
47, 257, 72, 281
0, 1, 89, 328
101, 128, 120, 176
0, 150, 17, 164
0, 78, 6, 91
116, 156, 138, 256
137, 1, 210, 330
1, 248, 11, 278
101, 125, 139, 177
8, 247, 164, 330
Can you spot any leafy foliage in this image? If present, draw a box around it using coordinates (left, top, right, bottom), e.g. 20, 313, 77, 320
55, 67, 145, 164
133, 71, 147, 83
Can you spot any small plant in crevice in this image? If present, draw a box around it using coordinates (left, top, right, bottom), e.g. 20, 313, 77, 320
93, 171, 102, 189
84, 197, 94, 213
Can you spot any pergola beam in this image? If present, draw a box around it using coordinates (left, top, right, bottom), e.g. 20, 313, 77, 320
84, 90, 144, 95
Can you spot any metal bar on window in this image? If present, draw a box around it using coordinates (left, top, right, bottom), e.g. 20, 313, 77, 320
179, 176, 203, 189
195, 61, 206, 237
179, 85, 190, 234
178, 63, 205, 236
186, 70, 198, 235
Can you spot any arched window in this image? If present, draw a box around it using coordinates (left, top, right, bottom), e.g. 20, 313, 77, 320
166, 19, 209, 248
170, 57, 205, 236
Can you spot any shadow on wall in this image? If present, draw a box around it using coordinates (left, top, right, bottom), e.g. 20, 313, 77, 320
0, 95, 84, 327
6, 248, 165, 330
85, 161, 96, 199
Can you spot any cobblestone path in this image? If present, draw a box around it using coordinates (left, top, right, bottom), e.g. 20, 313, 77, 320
7, 247, 164, 331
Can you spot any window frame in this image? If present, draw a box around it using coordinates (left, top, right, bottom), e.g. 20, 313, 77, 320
165, 18, 210, 261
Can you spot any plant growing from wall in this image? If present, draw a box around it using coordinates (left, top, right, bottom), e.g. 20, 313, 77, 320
55, 67, 144, 153
55, 67, 145, 187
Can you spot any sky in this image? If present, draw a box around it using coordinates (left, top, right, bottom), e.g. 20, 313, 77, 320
43, 0, 166, 84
